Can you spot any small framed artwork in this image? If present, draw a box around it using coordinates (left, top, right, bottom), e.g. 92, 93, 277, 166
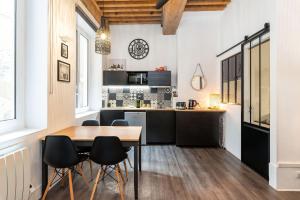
57, 60, 70, 82
61, 43, 68, 59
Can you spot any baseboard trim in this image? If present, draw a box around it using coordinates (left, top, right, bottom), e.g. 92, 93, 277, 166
275, 189, 300, 192
278, 162, 300, 168
269, 162, 300, 191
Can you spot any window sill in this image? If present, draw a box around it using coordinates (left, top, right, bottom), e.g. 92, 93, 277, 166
0, 128, 45, 148
75, 110, 99, 119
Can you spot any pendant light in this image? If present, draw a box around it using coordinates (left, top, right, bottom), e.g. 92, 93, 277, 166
95, 1, 111, 55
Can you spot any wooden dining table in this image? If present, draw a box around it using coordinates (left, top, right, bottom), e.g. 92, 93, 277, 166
41, 126, 142, 199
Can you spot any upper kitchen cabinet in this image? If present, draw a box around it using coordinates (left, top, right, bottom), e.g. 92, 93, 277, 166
103, 71, 128, 85
103, 71, 171, 86
148, 71, 171, 86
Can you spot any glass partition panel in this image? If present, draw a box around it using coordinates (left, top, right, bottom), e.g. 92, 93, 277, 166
222, 60, 229, 103
229, 56, 236, 103
243, 33, 270, 129
236, 53, 242, 105
250, 38, 260, 126
261, 39, 270, 128
243, 42, 251, 123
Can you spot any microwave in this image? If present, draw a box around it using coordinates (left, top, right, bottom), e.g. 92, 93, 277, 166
127, 72, 148, 85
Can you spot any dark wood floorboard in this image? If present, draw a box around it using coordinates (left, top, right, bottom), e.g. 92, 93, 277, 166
46, 146, 300, 200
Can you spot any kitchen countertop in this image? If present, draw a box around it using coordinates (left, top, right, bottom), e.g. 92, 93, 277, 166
100, 107, 226, 112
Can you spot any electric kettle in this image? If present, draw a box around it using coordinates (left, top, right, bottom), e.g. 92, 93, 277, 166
188, 99, 197, 109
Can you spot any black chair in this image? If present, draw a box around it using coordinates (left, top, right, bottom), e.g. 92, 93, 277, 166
111, 119, 133, 177
82, 120, 100, 126
89, 136, 127, 200
79, 119, 100, 180
42, 136, 89, 200
111, 119, 129, 126
80, 120, 100, 153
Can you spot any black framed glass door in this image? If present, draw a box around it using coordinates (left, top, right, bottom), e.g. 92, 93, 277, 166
241, 31, 270, 180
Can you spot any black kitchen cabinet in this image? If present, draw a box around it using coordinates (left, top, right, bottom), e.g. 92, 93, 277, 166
148, 71, 171, 86
176, 111, 224, 147
146, 111, 175, 144
103, 71, 128, 85
100, 110, 124, 126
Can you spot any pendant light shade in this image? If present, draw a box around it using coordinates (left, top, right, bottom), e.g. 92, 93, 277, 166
95, 16, 111, 55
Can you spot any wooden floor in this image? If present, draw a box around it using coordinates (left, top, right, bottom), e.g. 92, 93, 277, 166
46, 146, 300, 200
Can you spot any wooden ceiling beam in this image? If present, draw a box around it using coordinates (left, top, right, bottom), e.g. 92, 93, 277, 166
110, 21, 161, 25
162, 0, 188, 35
94, 0, 230, 25
98, 3, 156, 8
103, 7, 161, 13
80, 0, 102, 23
99, 4, 156, 8
105, 11, 161, 17
108, 17, 161, 21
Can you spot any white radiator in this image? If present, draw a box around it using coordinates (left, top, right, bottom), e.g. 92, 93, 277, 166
0, 148, 30, 200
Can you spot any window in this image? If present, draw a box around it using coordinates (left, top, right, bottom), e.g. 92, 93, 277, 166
76, 31, 89, 113
221, 53, 242, 105
0, 0, 16, 122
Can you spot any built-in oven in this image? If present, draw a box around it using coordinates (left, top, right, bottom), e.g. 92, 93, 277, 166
127, 72, 148, 85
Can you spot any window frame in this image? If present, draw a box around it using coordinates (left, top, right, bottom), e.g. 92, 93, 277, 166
221, 52, 242, 105
75, 28, 90, 114
0, 0, 25, 134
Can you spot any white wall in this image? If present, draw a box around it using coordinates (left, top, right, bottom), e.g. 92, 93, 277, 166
223, 104, 241, 159
268, 0, 300, 190
107, 24, 177, 86
177, 12, 221, 106
220, 0, 272, 51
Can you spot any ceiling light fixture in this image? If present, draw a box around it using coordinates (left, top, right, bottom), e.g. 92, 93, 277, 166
95, 1, 111, 55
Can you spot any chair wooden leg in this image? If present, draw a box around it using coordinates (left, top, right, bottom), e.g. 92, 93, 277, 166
89, 160, 93, 180
68, 170, 75, 200
90, 168, 104, 200
76, 166, 90, 188
115, 166, 125, 200
117, 164, 125, 184
123, 161, 128, 181
42, 168, 57, 200
127, 158, 133, 168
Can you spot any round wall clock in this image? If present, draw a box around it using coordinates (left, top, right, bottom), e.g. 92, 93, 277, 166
128, 39, 149, 60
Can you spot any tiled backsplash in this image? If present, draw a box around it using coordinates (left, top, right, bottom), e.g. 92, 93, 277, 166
102, 87, 173, 108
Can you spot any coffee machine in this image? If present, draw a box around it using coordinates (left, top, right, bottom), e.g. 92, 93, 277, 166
188, 99, 198, 109
176, 102, 187, 110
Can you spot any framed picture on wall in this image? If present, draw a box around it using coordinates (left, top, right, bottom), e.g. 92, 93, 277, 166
61, 43, 68, 58
57, 60, 70, 82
